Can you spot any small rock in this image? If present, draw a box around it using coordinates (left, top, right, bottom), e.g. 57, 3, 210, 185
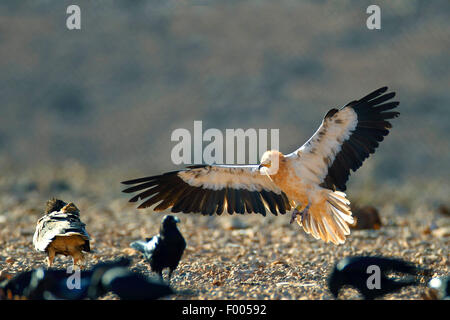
224, 217, 249, 230
437, 204, 450, 216
212, 279, 223, 286
226, 243, 242, 248
350, 205, 382, 230
276, 282, 290, 286
431, 227, 450, 238
271, 260, 289, 267
122, 248, 139, 256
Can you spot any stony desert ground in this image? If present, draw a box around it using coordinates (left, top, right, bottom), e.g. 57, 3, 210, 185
0, 164, 448, 300
1, 0, 449, 302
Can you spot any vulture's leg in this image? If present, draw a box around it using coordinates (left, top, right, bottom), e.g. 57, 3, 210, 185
290, 203, 311, 225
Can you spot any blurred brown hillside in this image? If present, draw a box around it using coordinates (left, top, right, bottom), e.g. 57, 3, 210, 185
1, 0, 449, 190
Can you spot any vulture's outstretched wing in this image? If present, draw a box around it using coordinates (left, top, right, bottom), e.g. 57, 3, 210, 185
122, 165, 292, 216
291, 86, 400, 191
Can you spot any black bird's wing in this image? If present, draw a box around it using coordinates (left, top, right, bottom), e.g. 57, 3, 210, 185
101, 268, 174, 300
130, 236, 160, 260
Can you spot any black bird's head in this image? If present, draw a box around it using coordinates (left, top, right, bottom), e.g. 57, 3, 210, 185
160, 215, 181, 232
328, 258, 351, 298
328, 256, 427, 300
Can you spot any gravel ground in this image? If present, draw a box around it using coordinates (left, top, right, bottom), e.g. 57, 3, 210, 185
0, 168, 448, 300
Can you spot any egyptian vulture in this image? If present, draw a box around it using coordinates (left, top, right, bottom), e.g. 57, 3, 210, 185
33, 199, 90, 267
122, 87, 399, 245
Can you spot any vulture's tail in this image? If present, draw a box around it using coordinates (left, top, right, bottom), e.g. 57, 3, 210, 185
296, 190, 354, 245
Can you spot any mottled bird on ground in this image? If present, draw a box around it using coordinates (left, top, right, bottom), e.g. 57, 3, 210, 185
130, 215, 186, 283
122, 87, 399, 245
33, 198, 90, 267
328, 256, 432, 300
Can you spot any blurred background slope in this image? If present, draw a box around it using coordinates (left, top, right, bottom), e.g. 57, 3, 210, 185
0, 0, 449, 208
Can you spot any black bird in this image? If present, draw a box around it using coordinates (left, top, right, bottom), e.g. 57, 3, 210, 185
88, 267, 174, 300
84, 258, 174, 300
0, 258, 173, 300
130, 215, 186, 283
0, 269, 34, 299
328, 256, 431, 300
0, 258, 131, 300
